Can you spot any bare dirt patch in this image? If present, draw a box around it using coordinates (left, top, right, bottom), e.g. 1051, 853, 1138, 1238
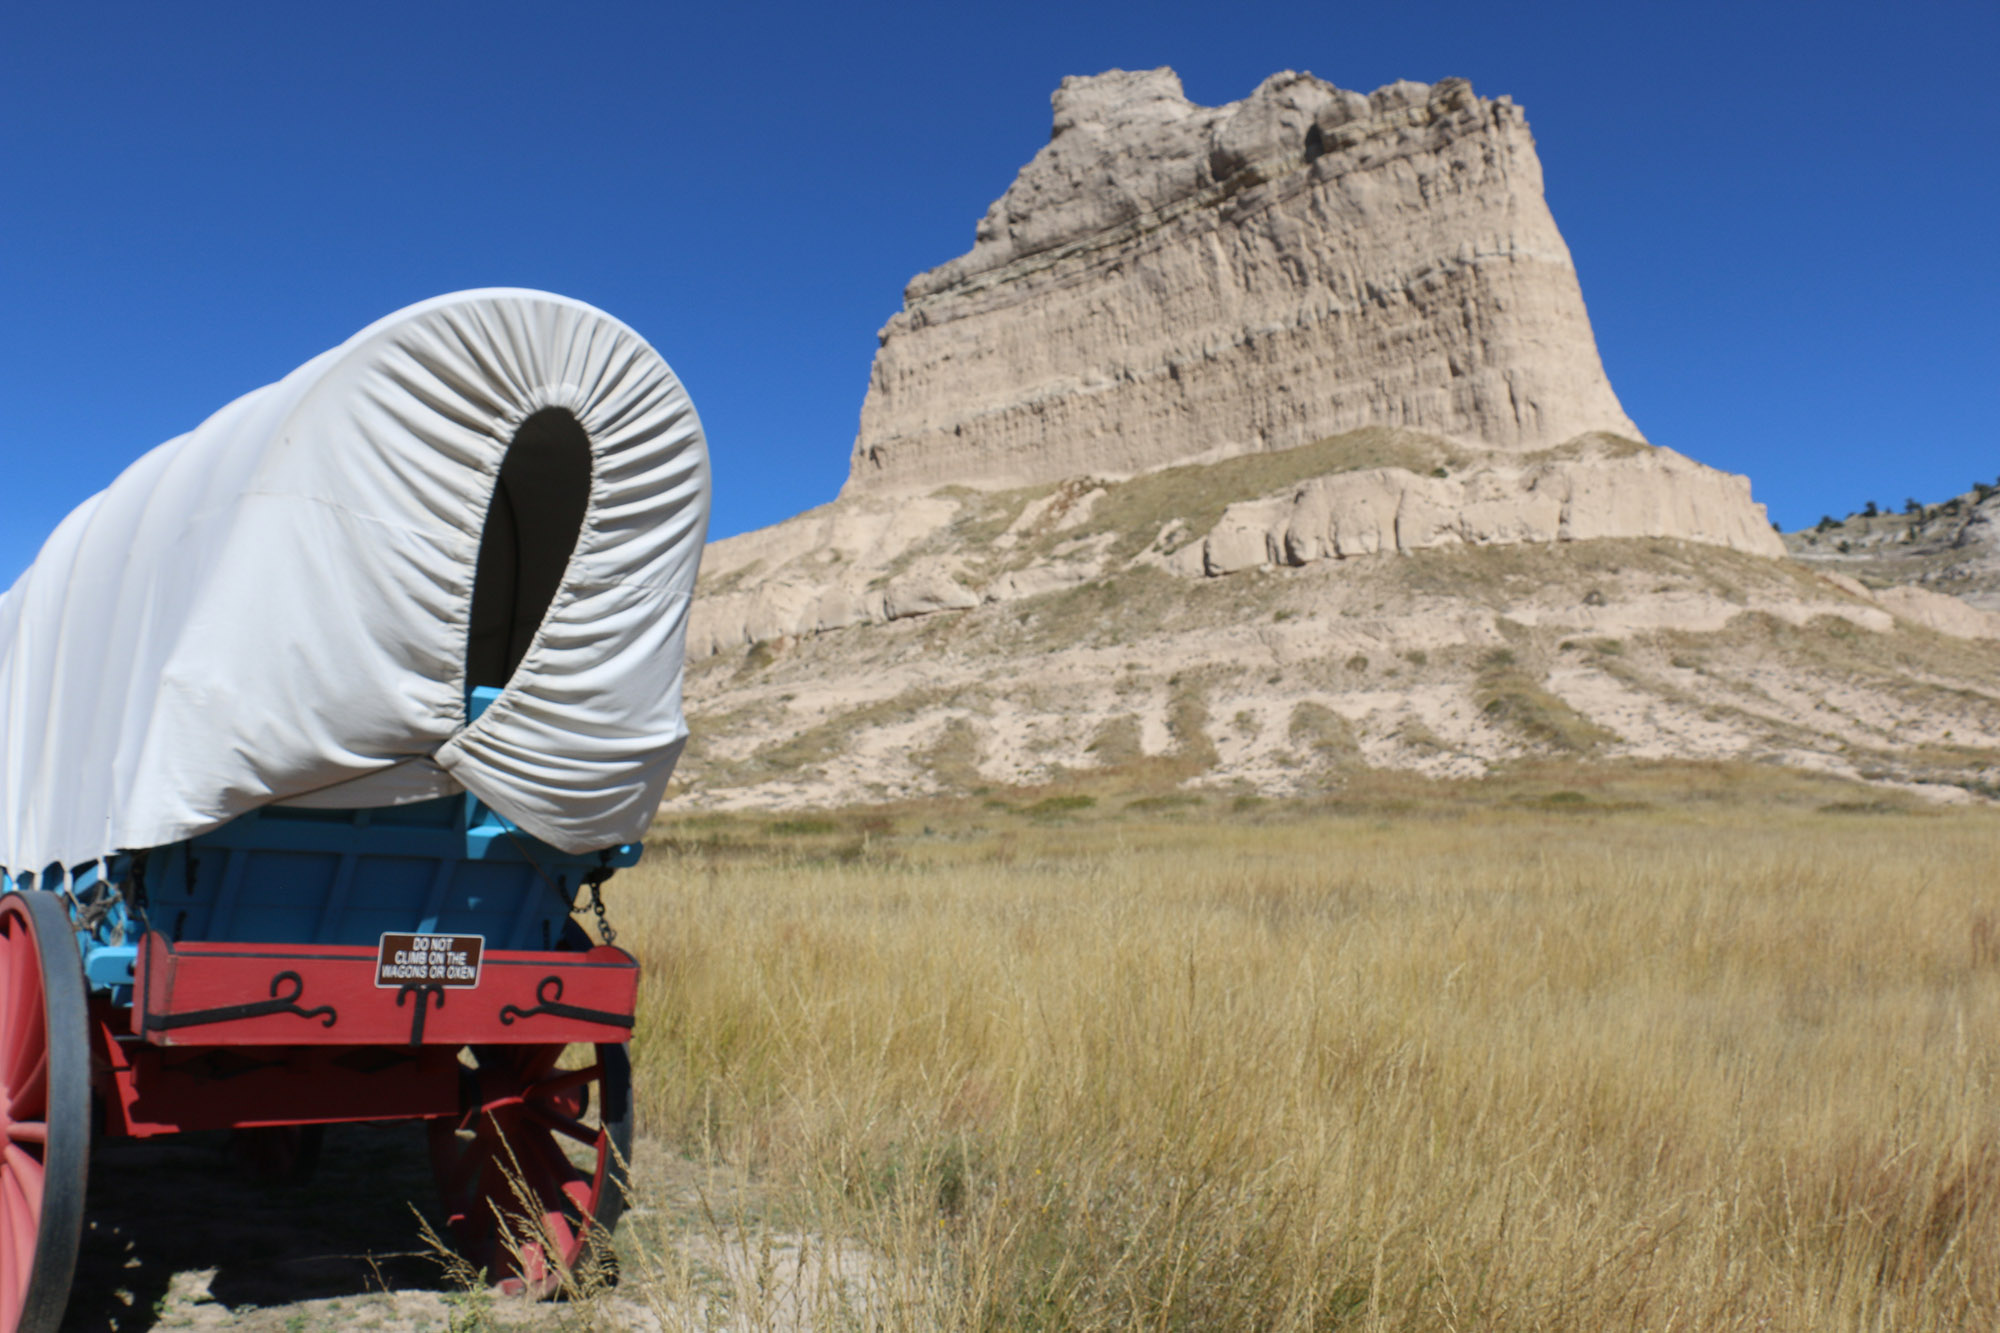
62, 1129, 856, 1332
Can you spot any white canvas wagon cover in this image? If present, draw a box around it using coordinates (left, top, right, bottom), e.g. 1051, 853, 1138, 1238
0, 289, 710, 876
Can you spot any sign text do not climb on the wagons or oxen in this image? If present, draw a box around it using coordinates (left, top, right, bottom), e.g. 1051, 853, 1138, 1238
375, 932, 485, 988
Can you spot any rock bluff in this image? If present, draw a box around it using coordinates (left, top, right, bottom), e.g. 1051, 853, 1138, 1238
672, 69, 1997, 813
848, 68, 1642, 494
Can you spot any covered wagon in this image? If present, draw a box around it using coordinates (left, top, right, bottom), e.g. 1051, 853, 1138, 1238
0, 289, 709, 1330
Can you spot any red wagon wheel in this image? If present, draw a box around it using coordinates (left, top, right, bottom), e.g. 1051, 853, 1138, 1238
0, 892, 90, 1333
428, 1041, 632, 1298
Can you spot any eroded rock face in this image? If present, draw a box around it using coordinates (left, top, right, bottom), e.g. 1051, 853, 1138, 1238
1198, 439, 1788, 576
689, 431, 1794, 659
848, 69, 1642, 495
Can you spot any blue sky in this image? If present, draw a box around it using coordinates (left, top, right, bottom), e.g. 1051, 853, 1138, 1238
3, 2, 1994, 587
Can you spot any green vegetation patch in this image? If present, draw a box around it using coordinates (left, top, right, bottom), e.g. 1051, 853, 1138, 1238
1067, 426, 1460, 563
748, 687, 946, 777
915, 716, 986, 792
770, 816, 840, 836
1288, 701, 1361, 765
1025, 793, 1097, 818
1166, 677, 1219, 771
1086, 714, 1144, 767
1475, 650, 1616, 755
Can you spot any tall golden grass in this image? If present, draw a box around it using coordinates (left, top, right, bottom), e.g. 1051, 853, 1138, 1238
615, 779, 2000, 1330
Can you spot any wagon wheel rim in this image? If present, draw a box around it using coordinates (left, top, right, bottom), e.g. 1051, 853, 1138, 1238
0, 893, 91, 1333
429, 1042, 631, 1299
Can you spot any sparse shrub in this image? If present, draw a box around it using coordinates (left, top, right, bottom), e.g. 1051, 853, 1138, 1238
1085, 714, 1144, 767
1127, 792, 1203, 813
1475, 653, 1614, 754
1166, 682, 1218, 770
917, 717, 986, 791
1025, 793, 1095, 817
771, 816, 839, 836
1393, 717, 1447, 754
1288, 701, 1360, 764
1345, 654, 1369, 672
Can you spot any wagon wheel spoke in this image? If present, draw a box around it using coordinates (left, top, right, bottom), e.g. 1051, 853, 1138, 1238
529, 1064, 601, 1105
1, 1193, 20, 1322
561, 1172, 598, 1226
1, 947, 42, 1093
501, 1115, 582, 1212
3, 1145, 42, 1311
487, 1128, 574, 1299
0, 1218, 16, 1333
526, 1118, 587, 1191
8, 1049, 48, 1123
522, 1101, 601, 1151
518, 1148, 584, 1251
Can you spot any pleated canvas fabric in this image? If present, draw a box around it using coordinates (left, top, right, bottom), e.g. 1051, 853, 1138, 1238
0, 290, 710, 875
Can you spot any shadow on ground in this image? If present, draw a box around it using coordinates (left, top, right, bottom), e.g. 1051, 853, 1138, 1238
63, 1122, 448, 1332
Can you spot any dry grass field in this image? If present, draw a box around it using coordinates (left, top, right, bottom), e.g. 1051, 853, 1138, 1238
599, 764, 2000, 1331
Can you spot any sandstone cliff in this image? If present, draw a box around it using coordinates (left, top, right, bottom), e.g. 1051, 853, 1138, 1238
672, 70, 1998, 812
848, 69, 1641, 494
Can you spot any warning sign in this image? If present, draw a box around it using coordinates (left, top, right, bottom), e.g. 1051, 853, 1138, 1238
375, 933, 485, 988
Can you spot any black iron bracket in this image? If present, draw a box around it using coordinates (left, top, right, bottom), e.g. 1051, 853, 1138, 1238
396, 984, 446, 1046
144, 970, 339, 1033
498, 976, 634, 1030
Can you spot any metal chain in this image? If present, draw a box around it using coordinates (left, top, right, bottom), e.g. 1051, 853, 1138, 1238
499, 824, 618, 946
585, 869, 617, 946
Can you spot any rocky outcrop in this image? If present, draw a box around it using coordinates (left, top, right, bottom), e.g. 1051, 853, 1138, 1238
690, 431, 1789, 658
1786, 488, 2000, 612
847, 69, 1641, 495
1196, 438, 1787, 576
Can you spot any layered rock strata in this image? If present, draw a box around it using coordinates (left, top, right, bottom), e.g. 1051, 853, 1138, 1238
691, 432, 1789, 659
1196, 438, 1786, 577
848, 68, 1641, 494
